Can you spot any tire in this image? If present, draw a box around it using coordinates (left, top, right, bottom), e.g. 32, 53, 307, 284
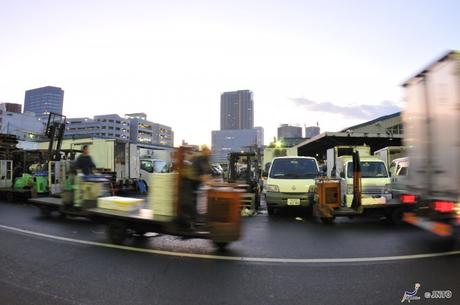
107, 221, 128, 244
214, 242, 229, 251
40, 207, 51, 218
6, 192, 14, 203
321, 217, 335, 224
304, 205, 313, 217
267, 206, 276, 216
389, 208, 404, 225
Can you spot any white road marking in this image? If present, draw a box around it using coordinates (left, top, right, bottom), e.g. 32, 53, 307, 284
1, 224, 459, 264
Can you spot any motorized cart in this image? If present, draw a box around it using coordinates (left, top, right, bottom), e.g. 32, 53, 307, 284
313, 151, 409, 224
30, 146, 243, 250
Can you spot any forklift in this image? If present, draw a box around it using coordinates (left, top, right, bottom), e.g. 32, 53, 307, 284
29, 112, 113, 217
31, 146, 243, 250
314, 151, 409, 224
227, 151, 261, 213
313, 151, 364, 224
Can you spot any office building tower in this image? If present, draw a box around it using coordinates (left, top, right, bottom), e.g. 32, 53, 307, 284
24, 86, 64, 119
220, 90, 253, 130
278, 124, 302, 139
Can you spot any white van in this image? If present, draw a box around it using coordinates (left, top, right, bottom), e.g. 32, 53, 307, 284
389, 157, 409, 199
265, 156, 319, 215
140, 158, 170, 187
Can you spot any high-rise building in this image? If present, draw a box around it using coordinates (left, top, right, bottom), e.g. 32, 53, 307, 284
220, 90, 253, 130
211, 127, 264, 163
305, 126, 320, 138
24, 86, 64, 119
278, 124, 302, 139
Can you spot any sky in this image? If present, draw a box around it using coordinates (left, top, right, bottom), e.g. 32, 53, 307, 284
0, 0, 459, 146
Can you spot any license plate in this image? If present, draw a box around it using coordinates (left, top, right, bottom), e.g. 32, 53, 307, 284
287, 198, 300, 206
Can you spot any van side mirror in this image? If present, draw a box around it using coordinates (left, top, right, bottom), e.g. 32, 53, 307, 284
262, 171, 268, 178
339, 172, 345, 179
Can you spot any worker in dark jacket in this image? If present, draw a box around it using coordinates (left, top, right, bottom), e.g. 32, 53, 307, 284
180, 146, 212, 228
75, 145, 96, 175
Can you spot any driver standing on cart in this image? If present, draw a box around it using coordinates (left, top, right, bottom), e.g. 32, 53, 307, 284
75, 145, 96, 175
180, 146, 212, 229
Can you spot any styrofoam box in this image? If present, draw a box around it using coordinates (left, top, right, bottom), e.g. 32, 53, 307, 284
98, 196, 144, 212
149, 173, 177, 217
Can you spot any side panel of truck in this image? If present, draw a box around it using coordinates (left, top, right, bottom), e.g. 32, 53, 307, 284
404, 54, 460, 200
326, 148, 335, 177
129, 144, 140, 179
262, 147, 297, 170
374, 149, 389, 165
404, 76, 430, 195
374, 147, 407, 170
425, 57, 460, 198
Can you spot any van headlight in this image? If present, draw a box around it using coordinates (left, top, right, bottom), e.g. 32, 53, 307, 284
384, 184, 391, 194
267, 184, 280, 192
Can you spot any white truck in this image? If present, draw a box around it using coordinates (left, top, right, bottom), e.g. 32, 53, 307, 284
262, 147, 298, 174
326, 146, 395, 212
402, 50, 460, 238
261, 147, 298, 194
265, 156, 319, 215
38, 138, 172, 190
373, 146, 407, 176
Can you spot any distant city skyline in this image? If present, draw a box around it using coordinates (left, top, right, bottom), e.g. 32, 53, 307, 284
1, 0, 459, 146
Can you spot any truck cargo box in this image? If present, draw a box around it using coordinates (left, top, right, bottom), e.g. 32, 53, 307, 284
403, 51, 460, 201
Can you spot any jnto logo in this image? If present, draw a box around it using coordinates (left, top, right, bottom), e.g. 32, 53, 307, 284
401, 283, 421, 303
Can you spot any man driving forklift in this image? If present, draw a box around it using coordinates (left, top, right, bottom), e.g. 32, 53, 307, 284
179, 146, 212, 229
75, 145, 96, 175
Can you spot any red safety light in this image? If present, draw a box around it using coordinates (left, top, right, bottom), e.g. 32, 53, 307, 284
432, 201, 455, 213
400, 194, 416, 204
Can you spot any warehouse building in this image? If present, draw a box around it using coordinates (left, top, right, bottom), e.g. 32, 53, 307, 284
293, 112, 403, 161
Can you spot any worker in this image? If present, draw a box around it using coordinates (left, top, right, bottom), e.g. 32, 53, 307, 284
12, 162, 24, 188
180, 146, 212, 229
75, 145, 96, 175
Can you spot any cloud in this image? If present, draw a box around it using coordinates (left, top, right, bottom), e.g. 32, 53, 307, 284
290, 98, 401, 119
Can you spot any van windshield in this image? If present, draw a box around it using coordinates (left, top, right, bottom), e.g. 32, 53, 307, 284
269, 158, 318, 179
347, 161, 388, 178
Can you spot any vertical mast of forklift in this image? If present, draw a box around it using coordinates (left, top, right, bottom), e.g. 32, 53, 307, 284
351, 150, 362, 210
45, 113, 67, 161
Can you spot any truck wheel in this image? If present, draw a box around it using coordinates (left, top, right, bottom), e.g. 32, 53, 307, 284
40, 207, 51, 218
107, 221, 128, 244
321, 217, 335, 224
267, 206, 276, 216
388, 208, 404, 225
214, 242, 229, 251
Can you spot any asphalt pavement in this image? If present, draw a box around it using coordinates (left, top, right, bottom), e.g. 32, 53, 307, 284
0, 200, 459, 305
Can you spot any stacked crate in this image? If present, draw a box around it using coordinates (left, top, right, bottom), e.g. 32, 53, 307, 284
149, 173, 178, 217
